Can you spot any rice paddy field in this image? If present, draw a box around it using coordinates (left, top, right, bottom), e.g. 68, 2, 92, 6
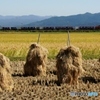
0, 31, 100, 100
0, 31, 100, 60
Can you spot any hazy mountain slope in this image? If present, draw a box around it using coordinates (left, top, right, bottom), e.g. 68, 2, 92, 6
25, 12, 100, 27
0, 15, 51, 27
0, 12, 100, 27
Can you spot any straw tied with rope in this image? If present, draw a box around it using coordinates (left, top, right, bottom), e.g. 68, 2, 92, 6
24, 32, 48, 76
56, 31, 84, 85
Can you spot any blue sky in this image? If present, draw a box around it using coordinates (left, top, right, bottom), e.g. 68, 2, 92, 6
0, 0, 100, 16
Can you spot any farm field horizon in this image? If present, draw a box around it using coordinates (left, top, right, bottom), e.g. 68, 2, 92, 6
0, 31, 100, 99
0, 31, 100, 60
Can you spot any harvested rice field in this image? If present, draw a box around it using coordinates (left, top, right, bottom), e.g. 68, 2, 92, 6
0, 32, 100, 99
0, 59, 100, 100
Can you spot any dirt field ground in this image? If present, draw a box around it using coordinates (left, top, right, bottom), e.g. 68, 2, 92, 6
0, 59, 100, 100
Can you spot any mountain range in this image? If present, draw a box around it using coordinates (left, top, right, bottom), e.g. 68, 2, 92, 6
0, 12, 100, 27
0, 15, 51, 27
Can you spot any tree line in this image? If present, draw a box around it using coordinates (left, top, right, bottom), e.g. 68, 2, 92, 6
0, 25, 100, 31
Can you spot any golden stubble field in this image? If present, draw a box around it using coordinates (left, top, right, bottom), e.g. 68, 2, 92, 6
0, 31, 100, 99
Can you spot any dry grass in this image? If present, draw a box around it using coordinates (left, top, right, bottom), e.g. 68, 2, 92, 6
0, 31, 100, 60
0, 53, 13, 92
24, 43, 48, 76
56, 45, 83, 85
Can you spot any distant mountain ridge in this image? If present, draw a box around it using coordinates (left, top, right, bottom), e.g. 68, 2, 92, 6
0, 15, 51, 27
0, 12, 100, 27
25, 12, 100, 27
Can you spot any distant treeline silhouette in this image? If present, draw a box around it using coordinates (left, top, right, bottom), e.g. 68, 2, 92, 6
0, 25, 100, 31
